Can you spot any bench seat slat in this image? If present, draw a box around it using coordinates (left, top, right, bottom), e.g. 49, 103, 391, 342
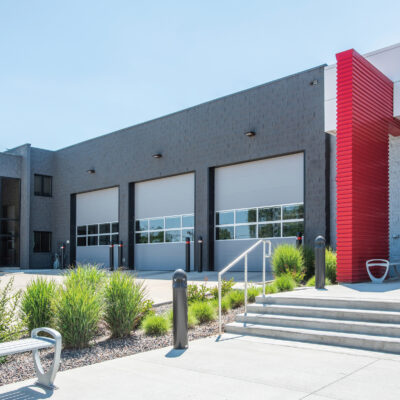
0, 337, 54, 357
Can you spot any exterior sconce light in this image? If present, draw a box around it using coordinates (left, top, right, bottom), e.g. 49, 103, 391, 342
310, 79, 318, 86
152, 153, 162, 158
87, 169, 96, 174
244, 131, 256, 137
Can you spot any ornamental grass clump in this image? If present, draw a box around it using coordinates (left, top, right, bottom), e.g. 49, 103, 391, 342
0, 278, 23, 344
247, 286, 262, 303
104, 272, 148, 338
272, 244, 305, 283
189, 301, 216, 323
274, 274, 296, 292
226, 290, 245, 309
21, 277, 58, 332
325, 248, 337, 283
265, 283, 278, 294
142, 314, 170, 336
57, 267, 103, 349
65, 264, 106, 293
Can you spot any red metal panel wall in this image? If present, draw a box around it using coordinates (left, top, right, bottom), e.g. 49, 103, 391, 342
336, 49, 393, 282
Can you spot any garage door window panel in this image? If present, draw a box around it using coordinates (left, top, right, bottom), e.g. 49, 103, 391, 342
216, 203, 303, 240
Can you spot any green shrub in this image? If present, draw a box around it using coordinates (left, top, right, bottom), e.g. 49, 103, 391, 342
104, 272, 148, 338
21, 278, 58, 332
210, 297, 231, 314
57, 270, 103, 349
210, 278, 235, 299
272, 244, 305, 282
187, 283, 209, 303
189, 301, 216, 323
166, 308, 198, 328
142, 314, 170, 336
306, 276, 332, 287
0, 278, 23, 343
135, 299, 154, 328
65, 265, 106, 293
220, 296, 231, 313
302, 245, 315, 280
265, 283, 278, 294
247, 286, 262, 303
274, 274, 296, 292
325, 248, 337, 283
226, 290, 245, 309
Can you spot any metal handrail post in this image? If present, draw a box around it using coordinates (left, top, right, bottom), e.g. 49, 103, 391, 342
262, 241, 266, 297
244, 254, 248, 315
217, 239, 272, 336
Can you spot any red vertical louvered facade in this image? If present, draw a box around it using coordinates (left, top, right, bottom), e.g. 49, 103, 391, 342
336, 49, 393, 282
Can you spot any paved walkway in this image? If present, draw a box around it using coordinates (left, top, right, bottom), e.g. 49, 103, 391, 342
0, 269, 271, 305
283, 279, 400, 301
1, 334, 400, 399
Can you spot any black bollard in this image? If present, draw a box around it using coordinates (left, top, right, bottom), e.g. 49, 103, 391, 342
296, 231, 303, 248
197, 236, 203, 273
118, 241, 123, 268
185, 237, 190, 273
315, 235, 326, 289
173, 269, 188, 349
60, 244, 65, 269
109, 244, 114, 271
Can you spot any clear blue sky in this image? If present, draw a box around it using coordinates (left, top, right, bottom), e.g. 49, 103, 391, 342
1, 0, 400, 151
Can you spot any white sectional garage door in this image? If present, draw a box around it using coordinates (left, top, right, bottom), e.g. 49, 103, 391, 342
134, 173, 195, 270
214, 153, 304, 271
76, 187, 119, 267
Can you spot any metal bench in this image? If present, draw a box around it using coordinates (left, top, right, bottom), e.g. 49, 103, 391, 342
0, 327, 61, 389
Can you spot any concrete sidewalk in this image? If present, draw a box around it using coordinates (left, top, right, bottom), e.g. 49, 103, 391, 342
0, 269, 271, 305
1, 334, 400, 399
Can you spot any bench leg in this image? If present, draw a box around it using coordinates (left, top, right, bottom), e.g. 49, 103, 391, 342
31, 328, 62, 389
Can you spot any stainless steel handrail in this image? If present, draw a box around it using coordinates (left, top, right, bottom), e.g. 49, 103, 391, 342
218, 239, 272, 334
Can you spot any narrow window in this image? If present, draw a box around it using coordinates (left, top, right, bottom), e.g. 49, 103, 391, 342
33, 231, 52, 253
34, 174, 52, 197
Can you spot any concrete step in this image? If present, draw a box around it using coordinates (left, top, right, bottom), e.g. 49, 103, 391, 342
235, 313, 400, 337
256, 295, 400, 312
247, 303, 400, 324
225, 321, 400, 354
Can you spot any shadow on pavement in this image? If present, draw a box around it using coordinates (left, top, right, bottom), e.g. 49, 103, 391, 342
0, 385, 53, 400
165, 348, 187, 358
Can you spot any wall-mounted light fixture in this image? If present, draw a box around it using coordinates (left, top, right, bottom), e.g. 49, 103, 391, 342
244, 131, 256, 137
152, 153, 162, 158
86, 169, 96, 174
310, 79, 318, 86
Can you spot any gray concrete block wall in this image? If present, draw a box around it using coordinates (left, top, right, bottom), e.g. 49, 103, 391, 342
6, 144, 31, 268
0, 153, 22, 179
29, 148, 55, 268
2, 65, 329, 269
49, 65, 327, 270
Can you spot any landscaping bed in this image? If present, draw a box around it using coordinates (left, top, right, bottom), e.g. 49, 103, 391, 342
0, 303, 242, 386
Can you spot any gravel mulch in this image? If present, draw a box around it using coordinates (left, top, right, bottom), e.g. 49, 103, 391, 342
0, 304, 244, 387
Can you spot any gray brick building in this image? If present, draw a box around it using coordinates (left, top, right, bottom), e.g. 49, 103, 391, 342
0, 65, 330, 271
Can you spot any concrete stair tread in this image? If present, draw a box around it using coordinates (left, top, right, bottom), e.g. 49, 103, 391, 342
225, 322, 400, 344
236, 312, 400, 329
248, 303, 400, 317
256, 295, 400, 311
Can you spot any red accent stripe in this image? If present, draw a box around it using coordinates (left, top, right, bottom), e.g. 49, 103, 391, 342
336, 49, 392, 283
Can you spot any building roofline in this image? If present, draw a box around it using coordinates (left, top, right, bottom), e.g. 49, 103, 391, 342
57, 64, 326, 152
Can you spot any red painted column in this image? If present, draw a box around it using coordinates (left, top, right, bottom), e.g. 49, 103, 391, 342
336, 49, 393, 282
